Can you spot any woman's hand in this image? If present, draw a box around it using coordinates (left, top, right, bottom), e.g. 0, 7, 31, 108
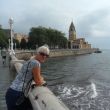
32, 67, 46, 86
40, 76, 47, 86
40, 76, 44, 81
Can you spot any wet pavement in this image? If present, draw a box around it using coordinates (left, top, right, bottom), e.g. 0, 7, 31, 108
0, 53, 12, 110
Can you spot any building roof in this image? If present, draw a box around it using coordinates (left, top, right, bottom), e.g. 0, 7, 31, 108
69, 21, 76, 32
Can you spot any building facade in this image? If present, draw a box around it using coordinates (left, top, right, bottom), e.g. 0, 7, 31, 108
14, 33, 28, 43
68, 21, 91, 49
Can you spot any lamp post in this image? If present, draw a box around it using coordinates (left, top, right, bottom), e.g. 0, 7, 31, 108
15, 43, 16, 50
9, 17, 15, 55
8, 39, 10, 50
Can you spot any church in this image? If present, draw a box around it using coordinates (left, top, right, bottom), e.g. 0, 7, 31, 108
68, 21, 91, 49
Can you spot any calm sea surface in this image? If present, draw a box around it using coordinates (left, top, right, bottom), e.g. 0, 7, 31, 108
0, 49, 110, 110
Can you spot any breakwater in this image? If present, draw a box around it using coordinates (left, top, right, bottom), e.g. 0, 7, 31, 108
15, 48, 98, 60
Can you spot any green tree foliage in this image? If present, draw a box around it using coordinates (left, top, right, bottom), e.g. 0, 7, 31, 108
13, 39, 20, 49
0, 29, 8, 48
20, 38, 27, 49
28, 26, 68, 49
68, 41, 71, 49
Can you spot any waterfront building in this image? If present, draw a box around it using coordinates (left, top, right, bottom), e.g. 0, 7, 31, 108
68, 21, 91, 49
14, 33, 28, 43
0, 24, 28, 43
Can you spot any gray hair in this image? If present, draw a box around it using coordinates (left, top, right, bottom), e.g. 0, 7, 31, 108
37, 45, 50, 55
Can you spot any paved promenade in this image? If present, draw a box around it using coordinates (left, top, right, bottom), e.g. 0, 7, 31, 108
0, 53, 12, 110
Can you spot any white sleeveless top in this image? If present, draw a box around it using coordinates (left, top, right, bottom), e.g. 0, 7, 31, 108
10, 59, 40, 92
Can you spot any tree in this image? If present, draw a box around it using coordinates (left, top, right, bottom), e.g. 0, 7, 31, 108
58, 35, 68, 48
68, 41, 71, 49
28, 26, 48, 49
20, 38, 27, 49
13, 39, 20, 49
0, 29, 8, 48
28, 26, 68, 49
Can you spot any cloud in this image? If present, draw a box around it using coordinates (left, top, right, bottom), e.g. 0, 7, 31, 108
1, 0, 110, 49
76, 8, 110, 38
14, 7, 68, 33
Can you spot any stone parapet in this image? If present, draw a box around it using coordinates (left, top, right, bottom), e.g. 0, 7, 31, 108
15, 48, 97, 60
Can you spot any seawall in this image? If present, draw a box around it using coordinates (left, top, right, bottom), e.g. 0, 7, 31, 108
15, 48, 97, 60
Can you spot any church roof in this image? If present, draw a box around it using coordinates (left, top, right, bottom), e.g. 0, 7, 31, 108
69, 21, 76, 31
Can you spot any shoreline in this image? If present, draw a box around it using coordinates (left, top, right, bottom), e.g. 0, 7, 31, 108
15, 48, 98, 60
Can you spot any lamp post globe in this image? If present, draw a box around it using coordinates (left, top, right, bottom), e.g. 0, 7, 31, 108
9, 17, 13, 25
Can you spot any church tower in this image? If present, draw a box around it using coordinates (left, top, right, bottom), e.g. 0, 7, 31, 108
69, 21, 76, 41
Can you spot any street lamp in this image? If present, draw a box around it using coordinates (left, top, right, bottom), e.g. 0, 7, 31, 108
15, 43, 16, 50
9, 17, 15, 55
8, 39, 10, 50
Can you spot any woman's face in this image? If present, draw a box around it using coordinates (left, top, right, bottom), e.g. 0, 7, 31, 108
38, 53, 49, 63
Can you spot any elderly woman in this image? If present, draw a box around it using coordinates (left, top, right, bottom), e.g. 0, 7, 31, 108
5, 45, 50, 110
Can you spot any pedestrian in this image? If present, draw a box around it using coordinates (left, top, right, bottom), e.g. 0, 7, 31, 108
5, 45, 50, 110
1, 48, 7, 64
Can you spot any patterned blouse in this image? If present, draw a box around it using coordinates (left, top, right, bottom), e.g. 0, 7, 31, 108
10, 59, 40, 92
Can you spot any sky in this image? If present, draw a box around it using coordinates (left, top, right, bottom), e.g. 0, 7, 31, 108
0, 0, 110, 49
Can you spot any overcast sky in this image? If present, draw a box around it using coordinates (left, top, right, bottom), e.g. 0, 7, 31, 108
0, 0, 110, 49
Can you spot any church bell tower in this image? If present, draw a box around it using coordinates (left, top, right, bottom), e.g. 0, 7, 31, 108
69, 21, 76, 41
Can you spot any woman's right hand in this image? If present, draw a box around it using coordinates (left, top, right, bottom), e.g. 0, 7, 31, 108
42, 81, 47, 86
32, 67, 46, 86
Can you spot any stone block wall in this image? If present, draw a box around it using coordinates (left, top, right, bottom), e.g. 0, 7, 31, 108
15, 48, 97, 60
